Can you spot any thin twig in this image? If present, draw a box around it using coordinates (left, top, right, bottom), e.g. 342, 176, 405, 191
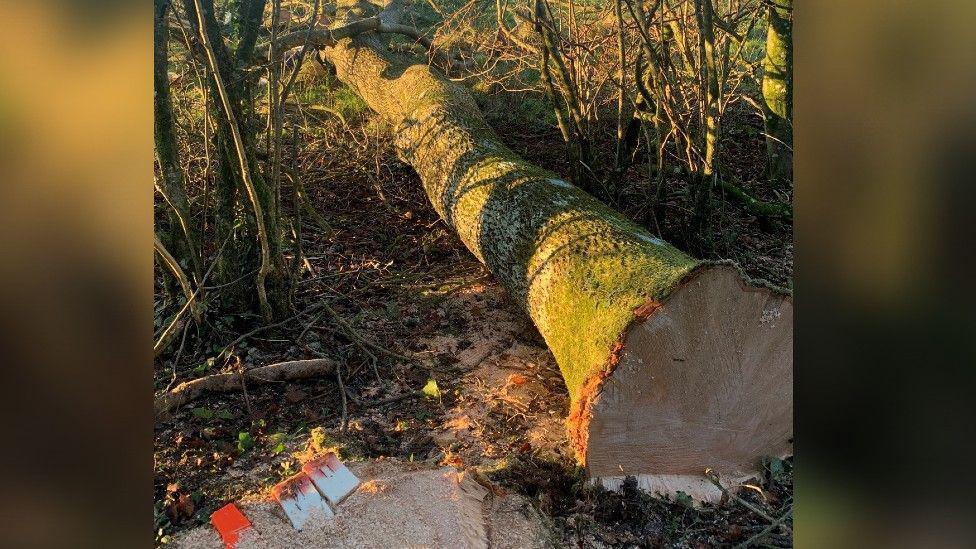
218, 303, 324, 358
155, 234, 229, 358
370, 391, 423, 407
154, 234, 201, 324
166, 319, 194, 392
320, 300, 414, 363
706, 469, 792, 535
239, 366, 253, 418
335, 361, 348, 432
319, 389, 422, 408
734, 507, 793, 549
277, 0, 321, 108
297, 309, 325, 342
154, 316, 186, 360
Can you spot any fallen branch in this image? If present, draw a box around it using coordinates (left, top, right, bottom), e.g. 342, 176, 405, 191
717, 179, 792, 219
258, 16, 431, 60
322, 0, 792, 499
154, 358, 335, 418
258, 8, 474, 73
705, 469, 793, 535
734, 507, 793, 549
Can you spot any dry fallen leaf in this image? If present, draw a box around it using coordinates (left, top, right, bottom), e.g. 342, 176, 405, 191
506, 373, 528, 386
440, 451, 464, 468
177, 494, 194, 518
166, 492, 195, 522
444, 414, 473, 431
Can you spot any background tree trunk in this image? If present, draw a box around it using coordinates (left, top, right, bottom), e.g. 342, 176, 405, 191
691, 0, 720, 251
321, 0, 793, 499
178, 0, 290, 319
154, 0, 202, 283
762, 0, 793, 186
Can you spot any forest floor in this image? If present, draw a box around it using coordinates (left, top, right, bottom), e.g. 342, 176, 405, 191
154, 80, 793, 547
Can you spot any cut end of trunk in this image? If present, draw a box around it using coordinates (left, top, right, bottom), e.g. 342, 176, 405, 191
571, 264, 793, 499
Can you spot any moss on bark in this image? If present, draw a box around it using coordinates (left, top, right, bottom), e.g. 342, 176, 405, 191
763, 0, 793, 185
323, 1, 700, 404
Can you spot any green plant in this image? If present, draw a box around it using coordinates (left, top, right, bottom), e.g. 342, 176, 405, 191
237, 431, 255, 453
269, 432, 287, 455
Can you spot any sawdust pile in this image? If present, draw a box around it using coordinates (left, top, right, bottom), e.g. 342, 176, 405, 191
419, 283, 570, 465
173, 460, 551, 548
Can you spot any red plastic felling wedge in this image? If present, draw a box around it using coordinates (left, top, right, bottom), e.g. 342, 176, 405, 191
210, 502, 253, 548
272, 473, 334, 530
302, 452, 361, 506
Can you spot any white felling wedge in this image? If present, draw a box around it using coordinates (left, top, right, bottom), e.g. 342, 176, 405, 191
272, 473, 334, 530
303, 453, 360, 506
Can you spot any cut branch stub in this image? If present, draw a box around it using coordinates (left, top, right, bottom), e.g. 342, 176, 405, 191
321, 0, 793, 500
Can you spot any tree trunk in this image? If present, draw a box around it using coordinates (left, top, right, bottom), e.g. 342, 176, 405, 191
322, 0, 792, 500
154, 0, 202, 282
181, 0, 290, 320
763, 0, 793, 186
691, 0, 720, 252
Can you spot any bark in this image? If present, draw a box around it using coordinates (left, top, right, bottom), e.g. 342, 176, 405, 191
154, 0, 202, 281
319, 0, 792, 498
691, 0, 720, 249
325, 0, 695, 405
762, 0, 793, 185
234, 0, 268, 65
183, 0, 289, 319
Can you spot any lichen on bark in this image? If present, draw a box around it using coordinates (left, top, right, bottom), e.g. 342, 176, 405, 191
324, 0, 700, 407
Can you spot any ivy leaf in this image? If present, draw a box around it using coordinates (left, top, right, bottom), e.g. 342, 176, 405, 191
193, 357, 216, 376
192, 407, 214, 420
268, 432, 287, 455
237, 432, 255, 453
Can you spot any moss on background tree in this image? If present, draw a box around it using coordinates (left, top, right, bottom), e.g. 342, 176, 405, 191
762, 0, 792, 186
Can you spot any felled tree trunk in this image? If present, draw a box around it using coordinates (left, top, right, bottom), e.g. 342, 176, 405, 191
322, 0, 792, 499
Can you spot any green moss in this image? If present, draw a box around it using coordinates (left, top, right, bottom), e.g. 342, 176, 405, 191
536, 241, 696, 400
324, 28, 701, 406
332, 85, 369, 119
298, 81, 369, 121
